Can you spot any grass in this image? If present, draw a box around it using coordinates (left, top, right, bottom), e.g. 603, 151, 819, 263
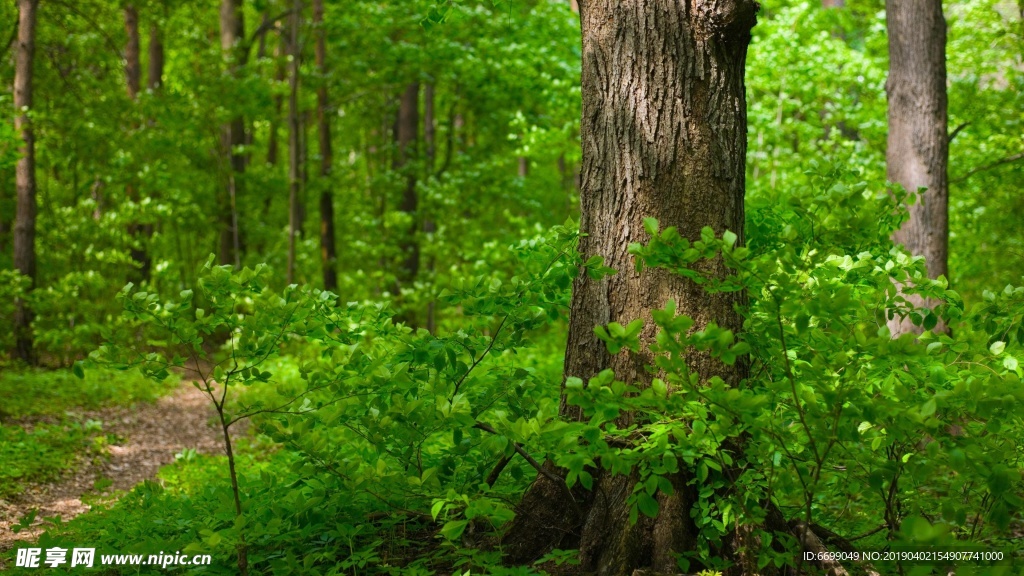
0, 365, 177, 498
0, 422, 93, 498
2, 437, 284, 575
0, 365, 177, 419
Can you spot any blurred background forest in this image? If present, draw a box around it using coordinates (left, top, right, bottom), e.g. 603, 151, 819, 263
1, 0, 1022, 363
1, 0, 1024, 575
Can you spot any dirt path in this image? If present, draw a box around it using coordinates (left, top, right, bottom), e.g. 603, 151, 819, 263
0, 383, 224, 551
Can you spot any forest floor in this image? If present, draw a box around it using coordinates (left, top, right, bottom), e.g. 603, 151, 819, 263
0, 383, 224, 552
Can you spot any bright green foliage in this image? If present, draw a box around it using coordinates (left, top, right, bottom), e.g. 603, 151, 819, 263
4, 0, 1024, 575
747, 0, 1024, 303
563, 165, 1024, 572
0, 367, 175, 419
0, 0, 582, 365
20, 168, 1024, 574
49, 222, 578, 573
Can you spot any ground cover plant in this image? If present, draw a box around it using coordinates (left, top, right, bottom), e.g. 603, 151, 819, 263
0, 368, 176, 499
2, 0, 1024, 575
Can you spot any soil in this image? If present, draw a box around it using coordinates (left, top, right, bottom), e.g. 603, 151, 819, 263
0, 383, 224, 553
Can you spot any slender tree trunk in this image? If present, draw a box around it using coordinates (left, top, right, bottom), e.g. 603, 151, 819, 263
424, 83, 436, 173
219, 0, 246, 268
313, 0, 338, 292
423, 82, 437, 333
0, 194, 9, 257
124, 5, 152, 283
148, 22, 164, 90
517, 156, 528, 177
886, 0, 949, 335
393, 82, 420, 326
13, 0, 38, 364
217, 7, 250, 572
502, 1, 767, 574
822, 0, 844, 7
286, 0, 303, 285
299, 111, 309, 231
268, 35, 285, 167
136, 20, 163, 282
124, 6, 141, 99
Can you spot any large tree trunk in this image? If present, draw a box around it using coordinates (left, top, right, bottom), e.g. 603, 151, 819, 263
502, 1, 762, 574
13, 0, 38, 365
219, 0, 245, 268
886, 0, 949, 335
313, 0, 338, 293
393, 82, 420, 326
286, 0, 303, 285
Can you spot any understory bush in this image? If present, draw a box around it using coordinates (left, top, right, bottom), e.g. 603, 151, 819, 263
7, 166, 1023, 575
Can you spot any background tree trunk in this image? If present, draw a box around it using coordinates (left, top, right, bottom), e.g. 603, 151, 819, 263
125, 5, 152, 283
267, 35, 285, 167
148, 22, 164, 90
886, 0, 949, 335
13, 0, 38, 365
286, 0, 303, 285
314, 0, 337, 293
393, 82, 419, 326
124, 6, 141, 99
219, 0, 245, 268
502, 1, 761, 574
423, 82, 437, 333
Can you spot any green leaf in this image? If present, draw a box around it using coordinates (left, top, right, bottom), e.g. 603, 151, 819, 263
923, 311, 938, 331
637, 493, 659, 518
723, 230, 738, 247
643, 217, 659, 235
990, 341, 1006, 356
440, 520, 469, 541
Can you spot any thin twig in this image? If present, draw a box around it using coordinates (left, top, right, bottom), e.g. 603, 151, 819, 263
471, 421, 579, 516
951, 151, 1024, 184
948, 122, 969, 144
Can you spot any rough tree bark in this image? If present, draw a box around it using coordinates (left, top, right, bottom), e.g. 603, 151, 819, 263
885, 0, 949, 336
393, 82, 420, 326
313, 0, 338, 292
13, 0, 38, 365
219, 0, 246, 268
501, 1, 772, 574
286, 0, 302, 285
